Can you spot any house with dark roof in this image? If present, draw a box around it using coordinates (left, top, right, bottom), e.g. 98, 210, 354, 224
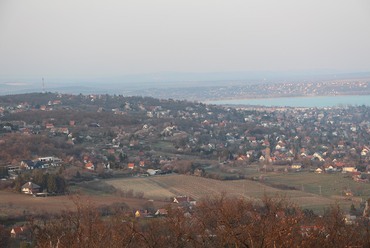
21, 182, 41, 195
20, 160, 34, 170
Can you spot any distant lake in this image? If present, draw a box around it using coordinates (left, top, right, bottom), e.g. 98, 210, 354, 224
208, 95, 370, 108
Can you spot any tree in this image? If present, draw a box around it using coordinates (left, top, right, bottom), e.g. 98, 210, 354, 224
107, 154, 116, 163
32, 169, 46, 191
350, 203, 357, 216
55, 175, 67, 193
47, 174, 57, 193
119, 152, 127, 163
172, 160, 193, 174
96, 163, 106, 177
14, 177, 23, 193
29, 195, 370, 247
13, 174, 30, 193
0, 225, 10, 248
0, 166, 8, 178
31, 197, 138, 248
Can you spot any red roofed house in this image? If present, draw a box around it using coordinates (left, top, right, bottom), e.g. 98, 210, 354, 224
155, 208, 168, 216
45, 123, 54, 129
85, 162, 95, 170
11, 225, 30, 238
128, 163, 135, 169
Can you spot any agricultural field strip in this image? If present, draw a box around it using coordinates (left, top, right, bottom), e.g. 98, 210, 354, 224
152, 176, 224, 199
107, 178, 175, 199
263, 173, 370, 198
107, 174, 322, 202
146, 177, 182, 196
97, 175, 358, 213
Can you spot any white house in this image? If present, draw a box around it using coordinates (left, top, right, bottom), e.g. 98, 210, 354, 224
342, 167, 357, 173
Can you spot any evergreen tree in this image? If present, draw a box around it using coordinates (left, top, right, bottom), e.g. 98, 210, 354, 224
47, 174, 57, 193
0, 166, 8, 178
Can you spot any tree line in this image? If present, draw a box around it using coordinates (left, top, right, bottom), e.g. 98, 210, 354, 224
17, 195, 370, 247
14, 169, 67, 194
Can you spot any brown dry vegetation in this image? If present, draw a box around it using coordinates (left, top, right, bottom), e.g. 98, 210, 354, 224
106, 174, 356, 213
1, 173, 359, 219
0, 191, 165, 217
28, 195, 370, 248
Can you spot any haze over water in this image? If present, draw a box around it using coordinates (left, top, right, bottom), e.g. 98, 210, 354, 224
209, 95, 370, 108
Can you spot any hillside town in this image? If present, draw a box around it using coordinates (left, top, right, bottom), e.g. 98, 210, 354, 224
0, 93, 369, 182
1, 93, 370, 246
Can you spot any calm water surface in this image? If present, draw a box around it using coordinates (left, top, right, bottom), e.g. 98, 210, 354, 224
209, 95, 370, 108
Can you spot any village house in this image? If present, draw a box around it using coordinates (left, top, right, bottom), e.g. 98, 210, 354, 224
291, 163, 302, 171
85, 162, 95, 170
325, 165, 337, 173
342, 166, 357, 173
135, 210, 150, 218
193, 168, 204, 177
155, 208, 168, 216
173, 195, 196, 206
20, 160, 34, 170
45, 123, 54, 129
11, 225, 30, 239
21, 182, 41, 195
38, 156, 62, 164
147, 169, 160, 176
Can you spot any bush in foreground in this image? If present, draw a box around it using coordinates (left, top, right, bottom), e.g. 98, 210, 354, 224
29, 195, 369, 247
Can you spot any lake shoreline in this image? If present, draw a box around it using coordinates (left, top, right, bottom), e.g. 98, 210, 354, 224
207, 94, 370, 108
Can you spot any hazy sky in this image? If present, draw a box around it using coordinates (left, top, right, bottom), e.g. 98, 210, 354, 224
1, 0, 370, 82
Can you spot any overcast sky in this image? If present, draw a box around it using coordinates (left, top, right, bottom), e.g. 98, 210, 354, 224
1, 0, 370, 83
